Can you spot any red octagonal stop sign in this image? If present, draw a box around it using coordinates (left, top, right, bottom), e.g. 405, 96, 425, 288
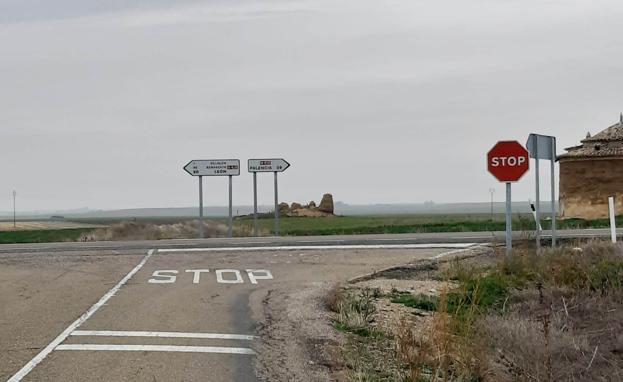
487, 141, 530, 182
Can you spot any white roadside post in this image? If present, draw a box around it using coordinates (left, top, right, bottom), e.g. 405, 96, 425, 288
487, 141, 530, 257
609, 196, 617, 243
183, 159, 241, 239
526, 134, 557, 250
248, 158, 291, 237
529, 201, 542, 231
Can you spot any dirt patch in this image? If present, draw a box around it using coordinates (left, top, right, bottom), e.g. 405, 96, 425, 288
253, 283, 346, 382
249, 246, 493, 381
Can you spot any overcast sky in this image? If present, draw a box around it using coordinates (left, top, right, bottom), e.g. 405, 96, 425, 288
2, 0, 623, 211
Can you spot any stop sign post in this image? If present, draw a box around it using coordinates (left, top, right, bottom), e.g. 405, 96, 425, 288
487, 141, 530, 253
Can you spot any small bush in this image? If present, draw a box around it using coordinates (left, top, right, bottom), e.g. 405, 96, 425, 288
333, 288, 379, 334
324, 284, 343, 313
390, 293, 438, 311
447, 273, 509, 317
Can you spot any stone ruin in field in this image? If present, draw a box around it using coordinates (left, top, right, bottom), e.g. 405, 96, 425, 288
279, 194, 334, 217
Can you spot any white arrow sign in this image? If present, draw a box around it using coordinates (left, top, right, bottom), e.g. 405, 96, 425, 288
184, 159, 240, 176
248, 158, 290, 173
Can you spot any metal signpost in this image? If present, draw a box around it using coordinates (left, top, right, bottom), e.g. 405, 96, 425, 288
526, 134, 557, 250
487, 141, 530, 256
248, 158, 291, 237
183, 159, 241, 238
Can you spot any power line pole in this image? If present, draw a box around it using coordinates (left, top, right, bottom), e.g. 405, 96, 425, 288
12, 190, 16, 229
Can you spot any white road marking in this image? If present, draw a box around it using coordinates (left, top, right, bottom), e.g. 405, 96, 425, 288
55, 344, 256, 355
70, 330, 255, 341
148, 269, 178, 283
215, 269, 244, 284
185, 269, 211, 284
246, 269, 273, 284
7, 249, 156, 382
158, 243, 477, 253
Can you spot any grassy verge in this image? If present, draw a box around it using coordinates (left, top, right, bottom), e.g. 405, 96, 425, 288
329, 242, 623, 381
0, 228, 95, 244
4, 212, 623, 243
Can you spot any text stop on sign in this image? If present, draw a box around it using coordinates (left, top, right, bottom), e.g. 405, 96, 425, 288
490, 156, 526, 167
487, 141, 530, 182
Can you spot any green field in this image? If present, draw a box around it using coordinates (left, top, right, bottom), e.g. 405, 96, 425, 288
234, 213, 623, 236
0, 228, 94, 244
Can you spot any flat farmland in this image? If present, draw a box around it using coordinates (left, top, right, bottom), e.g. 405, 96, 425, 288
235, 213, 537, 236
1, 213, 622, 244
0, 221, 104, 232
0, 221, 106, 244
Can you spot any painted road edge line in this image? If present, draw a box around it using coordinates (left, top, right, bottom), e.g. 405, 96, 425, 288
7, 249, 156, 382
55, 344, 256, 355
347, 244, 481, 284
430, 245, 482, 260
158, 243, 478, 253
71, 330, 255, 341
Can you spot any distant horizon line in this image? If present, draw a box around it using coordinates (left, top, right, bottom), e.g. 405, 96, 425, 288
0, 199, 556, 217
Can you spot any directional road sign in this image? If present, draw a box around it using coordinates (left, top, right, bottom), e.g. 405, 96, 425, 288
487, 141, 530, 183
184, 159, 240, 177
248, 159, 290, 173
183, 159, 240, 239
248, 158, 291, 237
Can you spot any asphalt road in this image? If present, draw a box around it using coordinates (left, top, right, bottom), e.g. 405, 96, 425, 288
0, 241, 476, 381
0, 228, 620, 254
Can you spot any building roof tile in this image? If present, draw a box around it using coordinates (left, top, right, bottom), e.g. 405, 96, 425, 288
559, 118, 623, 160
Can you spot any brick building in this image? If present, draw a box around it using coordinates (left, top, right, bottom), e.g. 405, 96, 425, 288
559, 116, 623, 219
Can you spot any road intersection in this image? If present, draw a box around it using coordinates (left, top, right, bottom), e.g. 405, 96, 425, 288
1, 230, 616, 381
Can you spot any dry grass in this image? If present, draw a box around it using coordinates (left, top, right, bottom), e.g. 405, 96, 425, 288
397, 287, 492, 382
333, 288, 380, 334
330, 241, 623, 382
482, 288, 623, 381
324, 284, 344, 313
83, 220, 266, 241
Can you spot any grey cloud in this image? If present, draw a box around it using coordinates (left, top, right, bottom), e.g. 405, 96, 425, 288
1, 0, 622, 210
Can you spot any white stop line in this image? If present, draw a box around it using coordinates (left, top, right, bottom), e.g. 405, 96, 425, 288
59, 330, 256, 355
157, 243, 477, 253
